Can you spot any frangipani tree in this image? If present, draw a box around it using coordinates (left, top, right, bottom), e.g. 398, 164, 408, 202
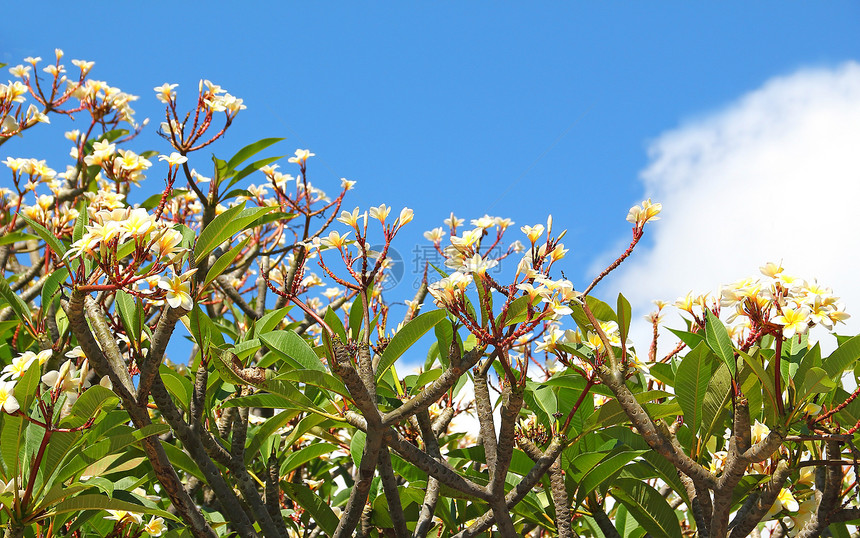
1, 50, 860, 538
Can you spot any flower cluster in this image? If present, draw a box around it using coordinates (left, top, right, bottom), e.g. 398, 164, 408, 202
67, 207, 183, 262
720, 263, 850, 338
106, 509, 166, 537
668, 263, 850, 343
626, 198, 662, 227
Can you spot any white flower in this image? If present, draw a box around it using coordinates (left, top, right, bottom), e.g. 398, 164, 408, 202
106, 509, 143, 525
396, 207, 413, 228
521, 224, 544, 244
158, 152, 188, 166
157, 271, 195, 310
766, 488, 799, 518
369, 204, 391, 224
320, 231, 351, 249
144, 516, 167, 536
288, 149, 315, 165
42, 360, 80, 394
1, 352, 38, 381
626, 199, 662, 226
462, 253, 498, 275
424, 227, 445, 243
154, 83, 178, 103
0, 381, 19, 414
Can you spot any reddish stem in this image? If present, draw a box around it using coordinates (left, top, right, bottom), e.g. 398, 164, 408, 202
562, 376, 596, 434
774, 332, 785, 416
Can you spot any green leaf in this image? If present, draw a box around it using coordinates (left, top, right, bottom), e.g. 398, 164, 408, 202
586, 391, 675, 431
73, 204, 88, 242
701, 362, 732, 443
667, 327, 704, 349
274, 369, 349, 399
586, 296, 617, 322
281, 483, 339, 536
202, 236, 250, 290
0, 413, 24, 476
174, 223, 196, 251
408, 368, 444, 395
799, 367, 837, 402
495, 295, 538, 327
114, 290, 142, 343
0, 274, 33, 328
67, 385, 119, 424
194, 202, 274, 263
280, 443, 338, 475
574, 449, 647, 507
532, 383, 557, 418
245, 410, 303, 465
0, 231, 38, 246
250, 211, 296, 228
376, 309, 447, 381
17, 358, 43, 412
252, 306, 292, 338
161, 442, 204, 481
221, 393, 303, 408
350, 430, 366, 467
260, 330, 324, 371
225, 137, 285, 172
19, 214, 67, 257
795, 343, 822, 392
324, 306, 347, 342
140, 189, 188, 211
615, 503, 644, 538
617, 293, 632, 345
610, 478, 682, 538
433, 320, 454, 368
82, 477, 114, 498
570, 296, 617, 333
704, 309, 736, 377
641, 450, 690, 505
348, 291, 365, 340
739, 349, 778, 415
40, 268, 69, 312
824, 334, 860, 380
210, 346, 247, 386
256, 379, 327, 413
649, 362, 676, 387
183, 305, 224, 349
674, 343, 712, 434
159, 366, 193, 411
231, 156, 285, 185
48, 493, 175, 520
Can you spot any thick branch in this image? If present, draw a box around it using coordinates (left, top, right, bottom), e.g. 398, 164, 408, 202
712, 399, 753, 537
333, 429, 383, 538
413, 411, 442, 538
378, 446, 409, 538
472, 364, 499, 472
345, 412, 489, 501
450, 436, 566, 538
62, 293, 219, 538
728, 461, 793, 538
137, 305, 187, 404
518, 438, 571, 538
489, 384, 523, 496
382, 347, 481, 426
796, 441, 845, 538
149, 377, 262, 538
598, 363, 716, 489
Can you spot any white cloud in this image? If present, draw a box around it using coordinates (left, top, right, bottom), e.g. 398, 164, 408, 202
598, 62, 860, 356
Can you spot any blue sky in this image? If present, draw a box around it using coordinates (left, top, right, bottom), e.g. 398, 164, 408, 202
3, 3, 860, 355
